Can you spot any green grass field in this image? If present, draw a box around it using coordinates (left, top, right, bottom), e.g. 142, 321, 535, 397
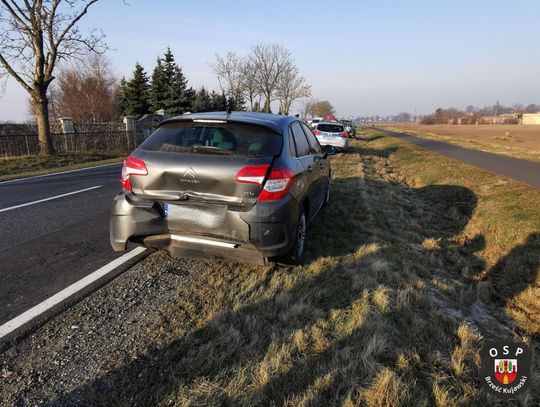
80, 133, 539, 406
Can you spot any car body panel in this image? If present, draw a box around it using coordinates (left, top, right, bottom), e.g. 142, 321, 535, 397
110, 112, 333, 264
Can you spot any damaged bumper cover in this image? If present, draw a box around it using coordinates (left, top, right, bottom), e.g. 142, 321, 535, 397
110, 192, 298, 263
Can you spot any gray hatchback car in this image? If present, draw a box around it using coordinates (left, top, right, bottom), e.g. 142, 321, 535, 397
110, 112, 336, 265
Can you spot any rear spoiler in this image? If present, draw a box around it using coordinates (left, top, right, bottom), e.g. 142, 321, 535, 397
160, 114, 283, 135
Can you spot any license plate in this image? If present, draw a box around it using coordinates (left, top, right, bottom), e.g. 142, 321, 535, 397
165, 203, 227, 228
323, 133, 333, 139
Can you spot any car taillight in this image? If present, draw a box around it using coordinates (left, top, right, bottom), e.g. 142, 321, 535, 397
339, 132, 348, 137
235, 165, 294, 201
258, 168, 295, 201
120, 155, 148, 190
235, 164, 270, 185
313, 130, 321, 135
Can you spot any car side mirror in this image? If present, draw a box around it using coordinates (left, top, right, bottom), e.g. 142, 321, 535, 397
323, 145, 337, 156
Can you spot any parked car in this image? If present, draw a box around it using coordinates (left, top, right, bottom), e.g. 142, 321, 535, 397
110, 112, 337, 265
313, 122, 349, 151
308, 117, 324, 129
340, 119, 356, 138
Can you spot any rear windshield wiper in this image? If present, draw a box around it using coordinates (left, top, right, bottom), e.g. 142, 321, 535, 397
189, 144, 236, 155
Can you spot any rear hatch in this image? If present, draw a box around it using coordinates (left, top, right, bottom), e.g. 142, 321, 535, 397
124, 120, 283, 242
316, 123, 346, 139
130, 121, 282, 207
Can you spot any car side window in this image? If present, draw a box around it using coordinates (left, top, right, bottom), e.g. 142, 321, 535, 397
288, 130, 298, 157
301, 122, 322, 154
290, 121, 311, 157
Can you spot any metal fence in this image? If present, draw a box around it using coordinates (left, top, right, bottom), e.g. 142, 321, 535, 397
0, 131, 144, 157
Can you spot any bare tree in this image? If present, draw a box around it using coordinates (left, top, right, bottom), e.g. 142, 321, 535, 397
247, 44, 291, 113
309, 100, 334, 118
275, 64, 311, 115
0, 1, 106, 155
52, 54, 118, 126
301, 97, 314, 119
240, 59, 260, 111
211, 51, 243, 107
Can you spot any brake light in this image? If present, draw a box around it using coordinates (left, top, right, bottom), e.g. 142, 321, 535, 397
235, 164, 270, 185
258, 168, 295, 201
339, 132, 348, 137
313, 130, 321, 135
235, 165, 294, 201
120, 155, 148, 190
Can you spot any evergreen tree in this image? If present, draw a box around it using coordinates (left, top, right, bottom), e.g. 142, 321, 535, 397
232, 95, 245, 111
122, 63, 150, 117
149, 58, 167, 112
210, 91, 228, 111
192, 87, 213, 112
149, 48, 194, 115
183, 87, 196, 113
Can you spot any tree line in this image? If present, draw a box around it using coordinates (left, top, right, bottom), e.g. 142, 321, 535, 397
116, 47, 235, 118
421, 102, 540, 125
45, 44, 316, 124
0, 0, 317, 155
211, 44, 311, 115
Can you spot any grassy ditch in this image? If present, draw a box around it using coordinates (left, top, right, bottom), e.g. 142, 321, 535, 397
0, 152, 124, 181
72, 136, 539, 406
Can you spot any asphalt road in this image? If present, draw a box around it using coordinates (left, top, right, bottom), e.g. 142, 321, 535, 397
0, 163, 125, 325
375, 128, 540, 189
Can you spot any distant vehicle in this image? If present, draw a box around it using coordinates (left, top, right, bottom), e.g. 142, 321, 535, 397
313, 122, 349, 151
308, 117, 324, 129
110, 112, 337, 265
340, 119, 356, 138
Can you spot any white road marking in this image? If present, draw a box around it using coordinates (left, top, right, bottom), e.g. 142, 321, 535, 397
0, 246, 147, 339
171, 234, 238, 248
0, 185, 103, 213
0, 162, 122, 185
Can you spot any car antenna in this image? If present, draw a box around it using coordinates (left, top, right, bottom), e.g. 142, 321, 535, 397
226, 97, 233, 119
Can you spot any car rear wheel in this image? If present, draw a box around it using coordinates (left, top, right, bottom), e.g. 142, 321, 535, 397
286, 207, 306, 264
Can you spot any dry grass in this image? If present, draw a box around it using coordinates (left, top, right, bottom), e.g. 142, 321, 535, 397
381, 124, 540, 162
0, 152, 123, 181
69, 134, 539, 406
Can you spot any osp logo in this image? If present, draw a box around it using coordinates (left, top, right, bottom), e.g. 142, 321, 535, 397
480, 341, 532, 399
180, 167, 200, 184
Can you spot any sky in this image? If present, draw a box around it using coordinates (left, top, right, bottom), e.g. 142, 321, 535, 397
1, 0, 540, 122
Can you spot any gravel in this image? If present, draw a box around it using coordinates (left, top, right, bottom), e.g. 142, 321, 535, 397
0, 251, 212, 406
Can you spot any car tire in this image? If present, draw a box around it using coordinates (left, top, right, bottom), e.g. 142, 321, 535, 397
286, 207, 307, 265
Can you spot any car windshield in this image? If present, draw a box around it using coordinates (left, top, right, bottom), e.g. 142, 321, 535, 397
317, 124, 344, 133
139, 122, 282, 157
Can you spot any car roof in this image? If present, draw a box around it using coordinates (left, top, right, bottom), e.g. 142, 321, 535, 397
160, 111, 298, 134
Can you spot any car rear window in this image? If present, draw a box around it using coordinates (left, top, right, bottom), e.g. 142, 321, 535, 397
138, 122, 282, 157
317, 124, 344, 133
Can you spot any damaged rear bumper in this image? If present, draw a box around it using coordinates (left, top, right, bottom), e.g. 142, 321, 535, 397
109, 193, 298, 263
